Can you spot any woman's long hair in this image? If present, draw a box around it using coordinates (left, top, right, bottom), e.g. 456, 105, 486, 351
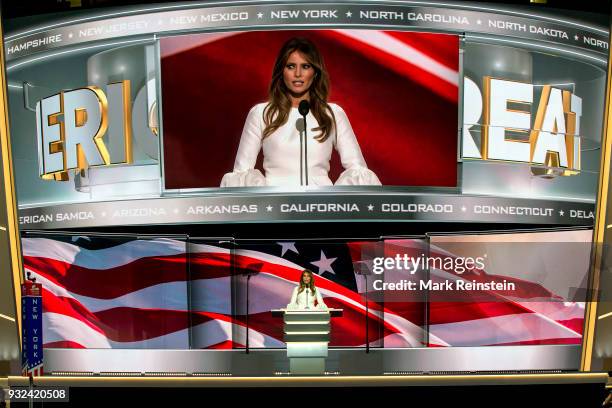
263, 37, 336, 142
297, 269, 316, 295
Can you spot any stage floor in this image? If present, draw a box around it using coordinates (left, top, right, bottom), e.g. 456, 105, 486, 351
41, 345, 584, 375
6, 372, 609, 387
3, 373, 610, 408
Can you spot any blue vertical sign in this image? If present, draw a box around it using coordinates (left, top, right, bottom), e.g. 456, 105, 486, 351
21, 277, 43, 376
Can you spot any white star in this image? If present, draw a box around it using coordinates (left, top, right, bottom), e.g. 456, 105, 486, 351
559, 210, 564, 216
346, 11, 352, 18
68, 33, 73, 38
257, 12, 264, 18
574, 35, 579, 41
266, 205, 273, 212
367, 204, 374, 211
477, 20, 482, 25
173, 208, 179, 214
461, 206, 467, 212
311, 251, 337, 275
278, 242, 299, 257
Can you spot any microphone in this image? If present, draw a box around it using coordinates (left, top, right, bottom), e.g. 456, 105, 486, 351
298, 100, 310, 116
298, 100, 310, 186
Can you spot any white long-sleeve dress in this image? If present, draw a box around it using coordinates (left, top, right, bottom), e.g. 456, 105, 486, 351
221, 103, 381, 187
286, 286, 328, 310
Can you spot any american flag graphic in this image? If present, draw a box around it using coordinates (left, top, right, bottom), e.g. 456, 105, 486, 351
21, 235, 585, 350
382, 239, 586, 346
23, 365, 43, 377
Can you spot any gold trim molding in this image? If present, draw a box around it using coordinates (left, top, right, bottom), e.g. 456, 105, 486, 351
0, 15, 24, 346
580, 23, 612, 371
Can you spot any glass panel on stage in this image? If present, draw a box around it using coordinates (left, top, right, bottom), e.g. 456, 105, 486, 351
428, 229, 591, 347
228, 240, 381, 348
187, 238, 235, 349
372, 238, 429, 348
220, 238, 431, 350
22, 232, 190, 349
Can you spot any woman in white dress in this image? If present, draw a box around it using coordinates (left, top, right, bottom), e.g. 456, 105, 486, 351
221, 37, 381, 187
287, 269, 328, 310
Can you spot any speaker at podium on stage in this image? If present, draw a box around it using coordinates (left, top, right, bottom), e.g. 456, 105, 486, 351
272, 269, 343, 375
286, 269, 328, 311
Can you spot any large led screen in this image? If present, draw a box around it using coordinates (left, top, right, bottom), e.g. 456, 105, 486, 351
26, 229, 588, 350
160, 30, 460, 190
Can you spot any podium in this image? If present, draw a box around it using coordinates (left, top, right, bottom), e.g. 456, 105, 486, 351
272, 308, 342, 375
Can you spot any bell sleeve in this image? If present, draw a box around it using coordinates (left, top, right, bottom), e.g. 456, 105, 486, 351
315, 288, 328, 310
332, 105, 382, 186
220, 105, 267, 187
287, 287, 299, 310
